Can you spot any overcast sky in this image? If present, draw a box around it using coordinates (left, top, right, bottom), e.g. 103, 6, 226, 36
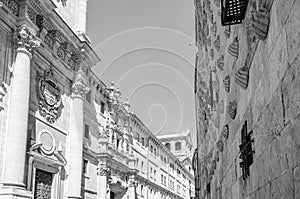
86, 0, 197, 146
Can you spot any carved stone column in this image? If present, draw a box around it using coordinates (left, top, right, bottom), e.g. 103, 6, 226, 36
97, 163, 110, 199
0, 25, 40, 197
127, 172, 137, 199
66, 70, 89, 199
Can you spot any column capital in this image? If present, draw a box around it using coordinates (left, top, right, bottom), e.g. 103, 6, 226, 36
15, 25, 40, 56
99, 166, 111, 177
71, 70, 90, 98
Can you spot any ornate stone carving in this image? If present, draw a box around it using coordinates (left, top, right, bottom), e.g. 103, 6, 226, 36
216, 140, 224, 152
251, 6, 270, 41
217, 55, 224, 71
228, 37, 239, 59
1, 0, 20, 16
16, 25, 40, 53
221, 124, 229, 139
227, 101, 237, 119
99, 166, 111, 176
36, 68, 63, 124
71, 71, 90, 98
235, 65, 250, 90
223, 75, 230, 92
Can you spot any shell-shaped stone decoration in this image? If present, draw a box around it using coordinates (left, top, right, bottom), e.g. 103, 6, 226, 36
211, 22, 217, 37
214, 35, 220, 52
223, 75, 230, 92
235, 66, 250, 90
227, 101, 237, 119
211, 160, 217, 170
251, 6, 270, 41
221, 124, 229, 139
214, 0, 220, 8
207, 36, 211, 47
217, 55, 224, 71
216, 140, 224, 152
224, 26, 230, 38
228, 37, 239, 59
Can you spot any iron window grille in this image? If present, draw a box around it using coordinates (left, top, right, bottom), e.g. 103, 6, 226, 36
239, 121, 254, 179
221, 0, 249, 26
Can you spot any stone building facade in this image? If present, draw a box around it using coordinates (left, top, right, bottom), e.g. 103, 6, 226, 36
194, 0, 300, 198
0, 1, 195, 199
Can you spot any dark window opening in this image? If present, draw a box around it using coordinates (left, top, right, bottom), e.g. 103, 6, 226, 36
100, 101, 105, 114
239, 121, 254, 179
165, 143, 171, 150
84, 124, 90, 139
175, 142, 181, 151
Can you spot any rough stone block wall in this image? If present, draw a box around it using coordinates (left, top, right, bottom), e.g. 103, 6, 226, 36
195, 0, 300, 198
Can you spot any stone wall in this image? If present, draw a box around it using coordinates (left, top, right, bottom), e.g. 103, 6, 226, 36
194, 0, 300, 198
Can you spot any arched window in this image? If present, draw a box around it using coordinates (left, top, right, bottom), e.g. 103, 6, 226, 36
175, 142, 181, 151
165, 143, 171, 150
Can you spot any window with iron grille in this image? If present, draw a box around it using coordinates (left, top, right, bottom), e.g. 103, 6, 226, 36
221, 0, 249, 26
239, 121, 254, 179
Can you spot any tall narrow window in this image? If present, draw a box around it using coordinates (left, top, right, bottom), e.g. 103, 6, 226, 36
165, 143, 171, 150
100, 101, 105, 114
84, 124, 90, 139
175, 142, 181, 151
239, 121, 254, 179
83, 159, 88, 175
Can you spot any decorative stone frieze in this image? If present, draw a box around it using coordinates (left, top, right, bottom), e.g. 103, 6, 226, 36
228, 37, 239, 59
235, 65, 250, 90
223, 75, 230, 92
227, 101, 237, 119
36, 68, 63, 124
71, 71, 90, 98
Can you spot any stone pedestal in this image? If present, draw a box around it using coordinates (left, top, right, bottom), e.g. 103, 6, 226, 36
0, 25, 39, 198
66, 71, 89, 199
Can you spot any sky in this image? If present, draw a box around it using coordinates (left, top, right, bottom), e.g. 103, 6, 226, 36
86, 0, 197, 146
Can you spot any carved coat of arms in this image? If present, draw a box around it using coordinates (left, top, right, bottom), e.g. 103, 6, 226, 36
37, 69, 63, 123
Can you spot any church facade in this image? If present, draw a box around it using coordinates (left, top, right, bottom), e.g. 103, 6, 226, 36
0, 1, 194, 199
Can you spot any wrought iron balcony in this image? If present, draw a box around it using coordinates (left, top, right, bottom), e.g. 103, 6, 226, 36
221, 0, 249, 26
